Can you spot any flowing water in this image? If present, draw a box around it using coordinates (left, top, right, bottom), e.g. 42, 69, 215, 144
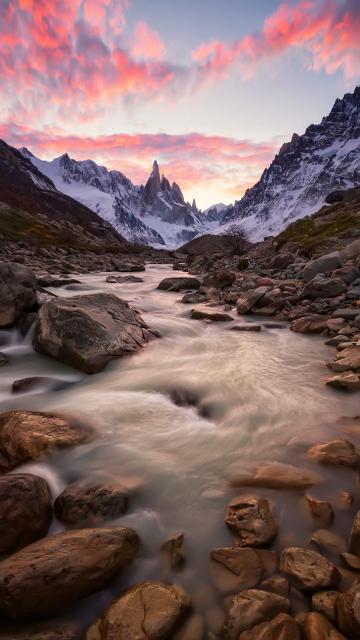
1, 264, 360, 634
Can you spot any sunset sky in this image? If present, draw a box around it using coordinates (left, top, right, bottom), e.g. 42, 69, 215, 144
1, 0, 359, 208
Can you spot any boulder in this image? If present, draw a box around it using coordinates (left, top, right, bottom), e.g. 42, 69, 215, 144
291, 314, 329, 334
302, 612, 346, 639
348, 511, 360, 555
326, 372, 360, 392
337, 583, 360, 638
223, 589, 289, 639
327, 346, 360, 374
230, 463, 321, 490
54, 482, 128, 526
0, 527, 139, 619
311, 591, 338, 622
157, 277, 201, 291
225, 496, 278, 547
239, 613, 300, 639
0, 352, 9, 366
280, 547, 340, 591
0, 473, 52, 555
98, 581, 190, 640
203, 271, 236, 289
307, 439, 358, 468
0, 262, 37, 327
303, 252, 343, 282
181, 292, 200, 304
33, 293, 156, 374
237, 287, 270, 314
190, 308, 233, 322
209, 547, 263, 593
0, 410, 94, 471
303, 276, 347, 299
311, 529, 346, 555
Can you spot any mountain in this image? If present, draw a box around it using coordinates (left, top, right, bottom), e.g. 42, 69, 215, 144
21, 151, 210, 248
221, 85, 360, 240
0, 139, 127, 251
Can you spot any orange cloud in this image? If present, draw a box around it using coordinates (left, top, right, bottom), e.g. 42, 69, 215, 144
131, 21, 166, 60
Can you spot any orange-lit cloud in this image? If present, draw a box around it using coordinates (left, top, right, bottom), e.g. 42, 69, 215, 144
131, 22, 166, 60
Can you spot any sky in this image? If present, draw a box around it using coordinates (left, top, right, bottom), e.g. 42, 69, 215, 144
1, 0, 359, 209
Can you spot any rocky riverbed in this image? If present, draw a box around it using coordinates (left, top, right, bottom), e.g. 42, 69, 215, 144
0, 259, 360, 638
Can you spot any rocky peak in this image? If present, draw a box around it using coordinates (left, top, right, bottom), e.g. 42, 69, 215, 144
143, 160, 161, 204
171, 182, 185, 205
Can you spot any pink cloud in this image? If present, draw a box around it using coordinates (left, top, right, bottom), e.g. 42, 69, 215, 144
131, 22, 166, 60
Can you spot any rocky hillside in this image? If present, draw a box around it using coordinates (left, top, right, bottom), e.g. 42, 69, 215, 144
221, 86, 360, 241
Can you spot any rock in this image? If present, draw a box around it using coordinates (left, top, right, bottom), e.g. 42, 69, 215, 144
228, 323, 262, 332
175, 614, 204, 640
225, 496, 278, 547
305, 496, 334, 527
0, 473, 52, 555
239, 613, 300, 639
203, 271, 236, 289
54, 482, 128, 526
37, 276, 81, 287
269, 253, 295, 269
307, 439, 358, 468
181, 292, 200, 304
259, 576, 289, 598
303, 252, 343, 283
157, 277, 201, 291
106, 275, 143, 283
332, 308, 360, 320
0, 620, 82, 639
337, 583, 360, 638
190, 307, 233, 322
341, 553, 360, 570
12, 376, 74, 394
230, 463, 321, 490
223, 589, 289, 639
0, 352, 9, 366
326, 372, 360, 392
333, 266, 360, 285
311, 591, 338, 623
348, 511, 360, 555
327, 346, 360, 374
98, 581, 190, 640
311, 529, 346, 555
161, 532, 186, 570
0, 527, 139, 619
33, 293, 156, 374
209, 547, 263, 593
116, 261, 145, 272
291, 315, 330, 334
0, 262, 37, 327
0, 410, 94, 471
237, 287, 269, 314
304, 277, 347, 299
302, 611, 346, 639
280, 547, 340, 591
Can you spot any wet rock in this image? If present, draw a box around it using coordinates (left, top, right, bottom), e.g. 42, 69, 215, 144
54, 482, 128, 526
280, 547, 340, 591
291, 314, 330, 334
225, 496, 278, 547
307, 439, 358, 468
311, 591, 338, 623
239, 613, 300, 639
0, 473, 52, 555
302, 611, 346, 639
0, 262, 37, 328
327, 346, 360, 374
209, 547, 263, 593
237, 287, 269, 314
190, 307, 233, 322
311, 529, 346, 555
303, 253, 343, 283
34, 293, 157, 374
0, 410, 94, 471
12, 376, 74, 394
341, 553, 360, 570
230, 463, 321, 490
348, 511, 360, 555
0, 527, 139, 619
0, 352, 9, 366
37, 276, 81, 288
99, 581, 190, 640
161, 532, 186, 570
116, 261, 145, 272
337, 583, 360, 638
304, 277, 347, 299
228, 323, 262, 332
259, 576, 289, 598
158, 277, 201, 291
305, 495, 334, 528
181, 292, 200, 304
106, 275, 143, 283
326, 372, 360, 392
223, 589, 289, 639
203, 271, 236, 289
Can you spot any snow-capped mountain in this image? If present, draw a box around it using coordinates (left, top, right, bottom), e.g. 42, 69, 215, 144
20, 150, 209, 247
221, 85, 360, 240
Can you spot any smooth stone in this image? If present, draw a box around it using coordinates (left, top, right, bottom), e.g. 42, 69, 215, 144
291, 315, 330, 334
311, 529, 347, 555
37, 276, 81, 288
223, 589, 289, 639
54, 482, 129, 526
157, 277, 201, 291
230, 463, 321, 490
0, 262, 37, 328
332, 308, 360, 320
307, 439, 358, 468
209, 547, 263, 593
303, 252, 343, 283
239, 613, 300, 639
302, 611, 346, 639
225, 495, 278, 547
161, 532, 186, 570
191, 307, 233, 322
228, 324, 262, 332
341, 553, 360, 570
311, 591, 338, 623
12, 376, 74, 394
203, 270, 236, 289
337, 583, 360, 638
305, 495, 334, 527
280, 547, 340, 591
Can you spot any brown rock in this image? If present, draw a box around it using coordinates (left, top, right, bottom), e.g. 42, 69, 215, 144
291, 315, 330, 334
223, 589, 289, 640
228, 323, 262, 332
190, 307, 233, 322
0, 262, 37, 328
230, 463, 321, 490
311, 591, 338, 623
157, 277, 201, 291
307, 439, 358, 468
239, 613, 300, 639
259, 576, 289, 598
237, 287, 269, 314
0, 527, 139, 619
302, 611, 347, 639
340, 553, 360, 570
54, 482, 128, 526
280, 547, 340, 591
161, 532, 186, 570
337, 583, 360, 638
0, 410, 94, 471
348, 511, 360, 555
209, 547, 263, 593
305, 495, 334, 527
99, 581, 190, 640
0, 473, 52, 555
225, 496, 278, 547
311, 529, 346, 555
326, 372, 360, 392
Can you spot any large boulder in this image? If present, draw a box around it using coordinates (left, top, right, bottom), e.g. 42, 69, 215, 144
337, 583, 360, 638
225, 496, 278, 547
98, 581, 191, 639
303, 276, 347, 299
0, 474, 52, 555
0, 527, 139, 619
0, 262, 37, 328
33, 293, 157, 374
203, 270, 236, 289
280, 547, 340, 591
223, 589, 289, 639
54, 481, 128, 526
0, 410, 94, 471
269, 253, 295, 270
157, 277, 201, 291
239, 613, 300, 639
303, 252, 343, 282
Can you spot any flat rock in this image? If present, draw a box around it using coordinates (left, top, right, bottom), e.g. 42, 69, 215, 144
230, 463, 321, 490
0, 262, 37, 328
280, 547, 340, 591
106, 275, 143, 283
157, 277, 201, 291
191, 307, 233, 322
307, 439, 358, 468
326, 372, 360, 392
302, 611, 346, 639
228, 324, 262, 332
0, 473, 52, 555
54, 482, 128, 526
337, 583, 360, 638
0, 527, 139, 619
98, 581, 190, 640
12, 376, 74, 394
223, 589, 289, 639
209, 547, 263, 593
0, 410, 94, 471
311, 591, 338, 623
332, 308, 360, 320
33, 293, 156, 374
239, 613, 300, 639
225, 495, 278, 547
348, 511, 360, 555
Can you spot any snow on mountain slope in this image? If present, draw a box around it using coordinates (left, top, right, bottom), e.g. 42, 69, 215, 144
220, 85, 360, 241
